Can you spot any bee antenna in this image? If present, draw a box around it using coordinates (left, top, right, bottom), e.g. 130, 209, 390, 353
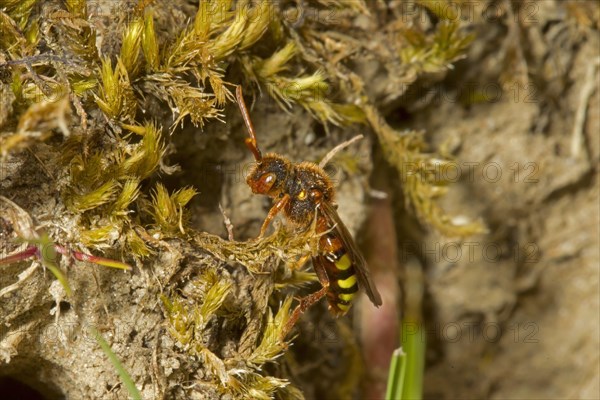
318, 134, 364, 168
236, 85, 263, 161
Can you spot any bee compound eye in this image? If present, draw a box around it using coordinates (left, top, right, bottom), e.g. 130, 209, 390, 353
259, 172, 276, 191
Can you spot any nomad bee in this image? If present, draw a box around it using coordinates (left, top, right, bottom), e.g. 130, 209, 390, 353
236, 86, 382, 334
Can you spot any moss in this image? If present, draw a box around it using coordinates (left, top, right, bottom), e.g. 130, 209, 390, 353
0, 0, 488, 397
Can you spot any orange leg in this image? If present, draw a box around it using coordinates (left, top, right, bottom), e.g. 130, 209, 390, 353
282, 285, 329, 339
259, 194, 290, 238
287, 253, 311, 271
281, 259, 331, 338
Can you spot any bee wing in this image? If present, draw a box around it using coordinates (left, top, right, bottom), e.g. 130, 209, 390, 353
320, 202, 383, 307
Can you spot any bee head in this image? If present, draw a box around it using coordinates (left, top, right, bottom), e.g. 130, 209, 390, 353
246, 153, 291, 197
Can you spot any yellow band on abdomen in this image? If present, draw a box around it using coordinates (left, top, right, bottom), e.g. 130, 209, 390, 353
338, 293, 354, 302
336, 254, 352, 271
338, 275, 357, 289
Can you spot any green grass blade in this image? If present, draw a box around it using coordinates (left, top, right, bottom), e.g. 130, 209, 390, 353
400, 320, 425, 400
91, 327, 142, 400
385, 347, 407, 400
385, 321, 426, 400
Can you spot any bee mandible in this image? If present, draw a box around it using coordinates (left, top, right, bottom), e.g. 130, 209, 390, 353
236, 86, 382, 335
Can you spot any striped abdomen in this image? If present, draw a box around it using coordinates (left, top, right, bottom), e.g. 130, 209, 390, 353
317, 232, 359, 315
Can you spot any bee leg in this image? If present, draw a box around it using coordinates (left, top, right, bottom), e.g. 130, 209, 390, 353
287, 253, 311, 271
281, 260, 330, 338
282, 285, 329, 339
259, 194, 290, 238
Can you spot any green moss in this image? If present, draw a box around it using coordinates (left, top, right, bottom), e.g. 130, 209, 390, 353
148, 184, 197, 236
